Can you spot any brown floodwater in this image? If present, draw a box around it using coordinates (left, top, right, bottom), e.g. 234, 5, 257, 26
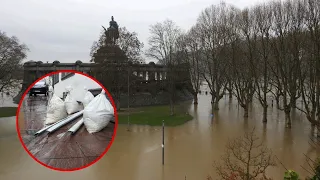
0, 94, 319, 180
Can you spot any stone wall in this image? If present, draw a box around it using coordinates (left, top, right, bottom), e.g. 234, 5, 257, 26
14, 60, 193, 106
119, 89, 193, 108
89, 88, 193, 108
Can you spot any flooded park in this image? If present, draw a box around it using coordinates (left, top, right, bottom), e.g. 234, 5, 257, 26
0, 91, 319, 180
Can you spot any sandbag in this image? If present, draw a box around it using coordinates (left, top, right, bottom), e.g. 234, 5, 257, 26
64, 86, 82, 114
48, 86, 54, 101
48, 86, 53, 92
83, 89, 114, 133
82, 86, 94, 108
45, 94, 68, 125
44, 76, 53, 86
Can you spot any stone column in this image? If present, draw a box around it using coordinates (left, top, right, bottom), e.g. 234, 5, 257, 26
157, 71, 160, 81
36, 64, 40, 79
142, 71, 146, 81
149, 71, 155, 81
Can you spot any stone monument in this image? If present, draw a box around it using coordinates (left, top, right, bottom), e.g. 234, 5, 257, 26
93, 16, 127, 63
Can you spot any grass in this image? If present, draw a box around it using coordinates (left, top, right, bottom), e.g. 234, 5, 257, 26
118, 105, 193, 126
0, 107, 17, 118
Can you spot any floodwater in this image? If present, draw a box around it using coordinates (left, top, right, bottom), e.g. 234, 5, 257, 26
0, 94, 319, 180
0, 93, 18, 107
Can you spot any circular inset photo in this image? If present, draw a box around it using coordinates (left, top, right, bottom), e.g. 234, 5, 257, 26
16, 70, 118, 171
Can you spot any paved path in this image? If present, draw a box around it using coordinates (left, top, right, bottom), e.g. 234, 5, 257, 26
20, 95, 115, 170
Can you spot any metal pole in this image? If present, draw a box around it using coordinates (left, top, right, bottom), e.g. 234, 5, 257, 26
127, 65, 130, 131
162, 119, 164, 165
68, 118, 84, 134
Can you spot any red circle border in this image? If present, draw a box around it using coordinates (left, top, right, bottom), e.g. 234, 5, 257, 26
15, 70, 119, 172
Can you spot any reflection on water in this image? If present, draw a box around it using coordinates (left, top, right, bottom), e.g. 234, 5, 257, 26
0, 93, 18, 107
0, 94, 319, 179
0, 117, 16, 138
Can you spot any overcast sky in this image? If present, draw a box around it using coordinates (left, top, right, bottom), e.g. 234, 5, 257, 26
0, 0, 267, 63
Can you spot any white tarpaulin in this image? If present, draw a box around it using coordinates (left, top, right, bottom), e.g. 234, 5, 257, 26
64, 86, 82, 114
45, 94, 68, 125
44, 76, 52, 86
48, 86, 53, 92
82, 86, 94, 108
48, 86, 54, 101
83, 89, 114, 133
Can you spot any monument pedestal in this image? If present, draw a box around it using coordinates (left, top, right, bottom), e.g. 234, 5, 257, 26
93, 44, 127, 63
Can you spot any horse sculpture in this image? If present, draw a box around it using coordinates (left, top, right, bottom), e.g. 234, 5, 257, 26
102, 16, 119, 45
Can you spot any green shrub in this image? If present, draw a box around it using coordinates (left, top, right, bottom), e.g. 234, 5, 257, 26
284, 170, 299, 180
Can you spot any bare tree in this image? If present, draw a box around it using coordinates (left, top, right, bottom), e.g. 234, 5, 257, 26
146, 19, 182, 115
0, 31, 28, 94
224, 4, 241, 101
213, 128, 275, 180
175, 26, 203, 104
297, 0, 320, 135
197, 3, 230, 110
186, 27, 204, 104
252, 4, 273, 123
286, 0, 305, 109
230, 8, 256, 118
269, 1, 296, 127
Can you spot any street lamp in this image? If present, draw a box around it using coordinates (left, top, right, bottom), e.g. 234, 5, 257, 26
127, 64, 130, 131
162, 119, 164, 165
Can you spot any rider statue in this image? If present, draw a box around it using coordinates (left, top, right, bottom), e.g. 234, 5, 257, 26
102, 16, 119, 45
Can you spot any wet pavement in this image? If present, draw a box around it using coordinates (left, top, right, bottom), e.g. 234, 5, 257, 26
0, 93, 319, 179
18, 95, 115, 170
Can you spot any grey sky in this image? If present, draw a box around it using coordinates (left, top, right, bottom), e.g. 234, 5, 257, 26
0, 0, 266, 63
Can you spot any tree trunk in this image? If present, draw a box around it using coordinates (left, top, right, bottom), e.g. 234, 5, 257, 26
211, 94, 215, 105
276, 95, 280, 109
214, 101, 219, 110
228, 82, 232, 99
262, 105, 268, 123
193, 93, 198, 105
311, 124, 316, 137
244, 104, 249, 118
170, 98, 174, 116
317, 125, 320, 138
290, 97, 296, 108
116, 99, 121, 111
285, 107, 291, 128
307, 111, 317, 126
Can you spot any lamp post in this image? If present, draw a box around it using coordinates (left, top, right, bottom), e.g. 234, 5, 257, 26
162, 119, 164, 165
127, 64, 130, 131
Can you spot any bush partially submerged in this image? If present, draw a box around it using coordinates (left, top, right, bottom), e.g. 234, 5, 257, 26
212, 128, 276, 180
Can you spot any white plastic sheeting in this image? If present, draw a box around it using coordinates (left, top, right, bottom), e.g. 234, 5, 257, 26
44, 76, 53, 86
45, 94, 68, 125
53, 73, 101, 101
64, 86, 82, 114
82, 86, 94, 108
48, 86, 53, 92
48, 85, 54, 101
83, 89, 114, 133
